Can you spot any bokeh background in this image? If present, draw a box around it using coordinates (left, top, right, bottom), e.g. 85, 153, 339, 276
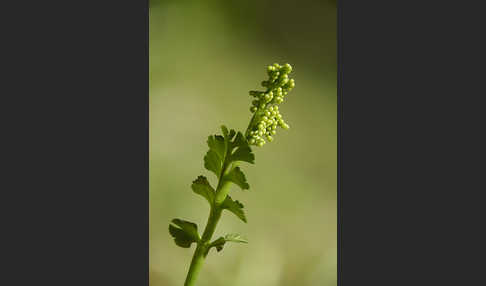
149, 0, 336, 285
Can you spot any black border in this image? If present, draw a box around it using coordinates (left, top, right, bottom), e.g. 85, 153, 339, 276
338, 0, 485, 285
2, 1, 149, 285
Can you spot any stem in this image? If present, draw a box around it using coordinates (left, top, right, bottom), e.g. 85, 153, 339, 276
184, 207, 222, 286
185, 96, 262, 285
183, 149, 233, 285
183, 244, 206, 286
245, 113, 257, 138
183, 69, 289, 285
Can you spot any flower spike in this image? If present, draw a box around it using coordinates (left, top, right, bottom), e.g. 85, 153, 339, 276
246, 63, 295, 147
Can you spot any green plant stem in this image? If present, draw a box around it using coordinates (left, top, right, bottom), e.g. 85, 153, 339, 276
183, 243, 206, 286
184, 163, 232, 286
184, 206, 222, 286
245, 113, 257, 138
181, 64, 295, 286
185, 119, 255, 286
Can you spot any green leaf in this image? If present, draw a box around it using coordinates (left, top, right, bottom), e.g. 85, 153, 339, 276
172, 219, 200, 240
221, 125, 229, 138
230, 146, 255, 164
207, 135, 226, 160
207, 233, 248, 254
204, 149, 222, 177
169, 225, 194, 248
231, 132, 247, 149
228, 129, 236, 140
221, 196, 247, 223
221, 125, 236, 141
209, 237, 226, 252
206, 128, 251, 177
229, 132, 255, 164
169, 219, 201, 248
191, 176, 215, 205
169, 219, 200, 248
224, 166, 249, 190
224, 233, 248, 243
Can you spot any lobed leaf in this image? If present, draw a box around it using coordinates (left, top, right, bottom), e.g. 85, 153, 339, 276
229, 146, 255, 164
169, 225, 194, 248
204, 150, 222, 177
209, 237, 226, 253
207, 233, 248, 254
207, 135, 226, 160
221, 125, 236, 141
229, 132, 255, 164
231, 132, 248, 149
205, 129, 253, 178
224, 233, 248, 243
169, 219, 200, 248
221, 125, 229, 138
228, 130, 236, 140
224, 166, 249, 190
191, 176, 215, 205
221, 196, 247, 223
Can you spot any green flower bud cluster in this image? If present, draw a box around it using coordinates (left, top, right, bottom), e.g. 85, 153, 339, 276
246, 63, 295, 147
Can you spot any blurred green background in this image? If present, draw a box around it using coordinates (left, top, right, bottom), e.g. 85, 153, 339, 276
150, 0, 336, 285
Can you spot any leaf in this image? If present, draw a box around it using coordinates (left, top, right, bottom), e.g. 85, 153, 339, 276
191, 176, 215, 205
221, 125, 236, 141
228, 129, 236, 140
221, 125, 229, 138
224, 233, 248, 243
207, 135, 226, 160
221, 196, 247, 223
169, 219, 200, 248
207, 234, 248, 254
224, 166, 249, 190
205, 129, 253, 179
204, 149, 222, 177
169, 225, 193, 248
229, 132, 255, 164
231, 132, 247, 149
172, 219, 200, 240
209, 237, 226, 252
230, 146, 255, 164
